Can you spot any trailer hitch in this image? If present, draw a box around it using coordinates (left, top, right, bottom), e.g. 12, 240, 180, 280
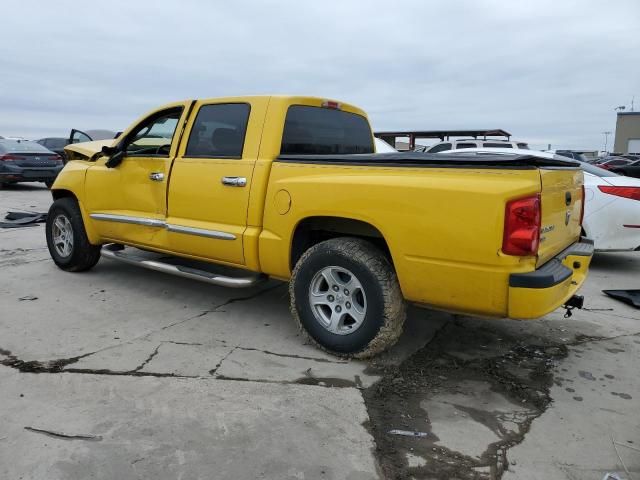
563, 295, 584, 318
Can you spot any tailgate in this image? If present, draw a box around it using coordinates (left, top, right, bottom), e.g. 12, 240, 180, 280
537, 168, 583, 266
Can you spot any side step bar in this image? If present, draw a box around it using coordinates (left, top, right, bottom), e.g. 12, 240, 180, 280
101, 245, 267, 288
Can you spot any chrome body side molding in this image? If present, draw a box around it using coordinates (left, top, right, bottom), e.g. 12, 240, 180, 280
166, 224, 236, 240
90, 213, 166, 228
90, 213, 236, 240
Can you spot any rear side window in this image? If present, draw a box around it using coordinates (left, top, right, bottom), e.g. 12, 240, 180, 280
483, 143, 512, 148
517, 143, 529, 149
281, 106, 373, 155
455, 143, 477, 149
186, 103, 250, 158
427, 143, 452, 153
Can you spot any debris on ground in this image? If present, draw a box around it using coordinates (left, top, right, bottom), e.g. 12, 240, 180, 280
389, 429, 431, 438
18, 295, 38, 301
24, 426, 102, 441
0, 211, 47, 229
603, 290, 640, 309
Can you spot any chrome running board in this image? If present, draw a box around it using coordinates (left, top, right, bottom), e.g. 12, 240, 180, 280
101, 245, 266, 288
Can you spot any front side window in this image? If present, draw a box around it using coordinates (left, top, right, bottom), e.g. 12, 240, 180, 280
125, 109, 181, 157
427, 143, 452, 153
455, 143, 477, 149
185, 103, 250, 158
517, 143, 529, 149
281, 106, 373, 155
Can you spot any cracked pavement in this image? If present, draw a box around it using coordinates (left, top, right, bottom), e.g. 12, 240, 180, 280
1, 183, 639, 480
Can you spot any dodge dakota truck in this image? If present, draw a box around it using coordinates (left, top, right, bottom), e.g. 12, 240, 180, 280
47, 95, 593, 357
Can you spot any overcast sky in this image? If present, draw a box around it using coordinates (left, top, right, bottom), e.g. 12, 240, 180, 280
1, 0, 638, 150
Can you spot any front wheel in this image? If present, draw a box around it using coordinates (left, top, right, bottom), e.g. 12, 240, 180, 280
290, 237, 406, 358
45, 197, 102, 272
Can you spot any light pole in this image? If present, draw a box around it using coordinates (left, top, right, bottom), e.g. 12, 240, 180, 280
602, 131, 612, 153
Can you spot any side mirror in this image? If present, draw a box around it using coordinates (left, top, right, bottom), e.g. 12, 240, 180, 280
103, 146, 125, 168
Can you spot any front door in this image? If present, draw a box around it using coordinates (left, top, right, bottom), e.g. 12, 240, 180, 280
166, 98, 269, 266
85, 102, 192, 248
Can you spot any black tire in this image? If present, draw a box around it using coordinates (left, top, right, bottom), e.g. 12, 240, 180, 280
290, 237, 406, 358
45, 197, 102, 272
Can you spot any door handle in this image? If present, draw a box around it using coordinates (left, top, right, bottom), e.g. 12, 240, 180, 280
149, 172, 164, 182
221, 176, 247, 187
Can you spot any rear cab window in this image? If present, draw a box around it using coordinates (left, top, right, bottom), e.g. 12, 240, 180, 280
185, 103, 250, 158
281, 105, 373, 155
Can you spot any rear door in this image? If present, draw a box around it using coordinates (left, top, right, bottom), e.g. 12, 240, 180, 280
166, 97, 270, 266
537, 168, 584, 265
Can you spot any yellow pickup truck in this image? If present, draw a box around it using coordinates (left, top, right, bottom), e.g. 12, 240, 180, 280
47, 95, 593, 357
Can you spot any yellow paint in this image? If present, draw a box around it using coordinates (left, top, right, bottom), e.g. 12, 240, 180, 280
54, 95, 591, 319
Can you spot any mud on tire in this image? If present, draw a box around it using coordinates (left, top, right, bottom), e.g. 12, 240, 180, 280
290, 237, 406, 358
46, 197, 101, 272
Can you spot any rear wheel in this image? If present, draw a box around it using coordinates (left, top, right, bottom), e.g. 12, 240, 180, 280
46, 197, 101, 272
290, 237, 406, 358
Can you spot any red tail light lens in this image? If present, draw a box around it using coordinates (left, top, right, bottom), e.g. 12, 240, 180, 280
503, 194, 541, 256
0, 154, 26, 162
579, 184, 585, 226
597, 186, 640, 201
48, 155, 63, 162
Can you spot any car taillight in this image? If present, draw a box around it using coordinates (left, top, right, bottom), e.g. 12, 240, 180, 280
0, 154, 26, 161
502, 194, 541, 256
579, 184, 585, 226
48, 155, 62, 163
597, 186, 640, 201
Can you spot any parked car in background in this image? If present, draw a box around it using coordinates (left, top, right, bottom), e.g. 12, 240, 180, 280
596, 156, 635, 170
374, 137, 397, 153
441, 147, 640, 252
37, 137, 69, 160
609, 159, 640, 179
416, 138, 529, 153
0, 139, 63, 189
547, 150, 588, 161
37, 129, 119, 164
69, 129, 117, 145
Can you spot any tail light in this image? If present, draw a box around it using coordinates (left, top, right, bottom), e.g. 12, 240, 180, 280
502, 194, 541, 256
598, 186, 640, 201
48, 155, 63, 163
0, 154, 26, 162
579, 184, 585, 226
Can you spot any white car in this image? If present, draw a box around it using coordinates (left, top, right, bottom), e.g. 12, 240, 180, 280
374, 137, 397, 153
441, 148, 640, 252
417, 138, 529, 153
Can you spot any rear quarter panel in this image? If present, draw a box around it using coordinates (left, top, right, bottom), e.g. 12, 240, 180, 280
259, 164, 543, 316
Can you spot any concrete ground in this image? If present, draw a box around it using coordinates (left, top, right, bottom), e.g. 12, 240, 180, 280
0, 183, 638, 480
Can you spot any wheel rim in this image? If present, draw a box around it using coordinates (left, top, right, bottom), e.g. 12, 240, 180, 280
52, 214, 74, 258
308, 266, 367, 335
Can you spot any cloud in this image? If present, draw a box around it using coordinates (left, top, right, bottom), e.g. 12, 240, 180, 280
1, 0, 638, 149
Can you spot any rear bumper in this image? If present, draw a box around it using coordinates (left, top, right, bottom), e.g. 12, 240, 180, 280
507, 237, 594, 319
0, 164, 63, 183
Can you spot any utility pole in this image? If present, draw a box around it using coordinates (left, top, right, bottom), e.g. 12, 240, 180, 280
602, 131, 612, 153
